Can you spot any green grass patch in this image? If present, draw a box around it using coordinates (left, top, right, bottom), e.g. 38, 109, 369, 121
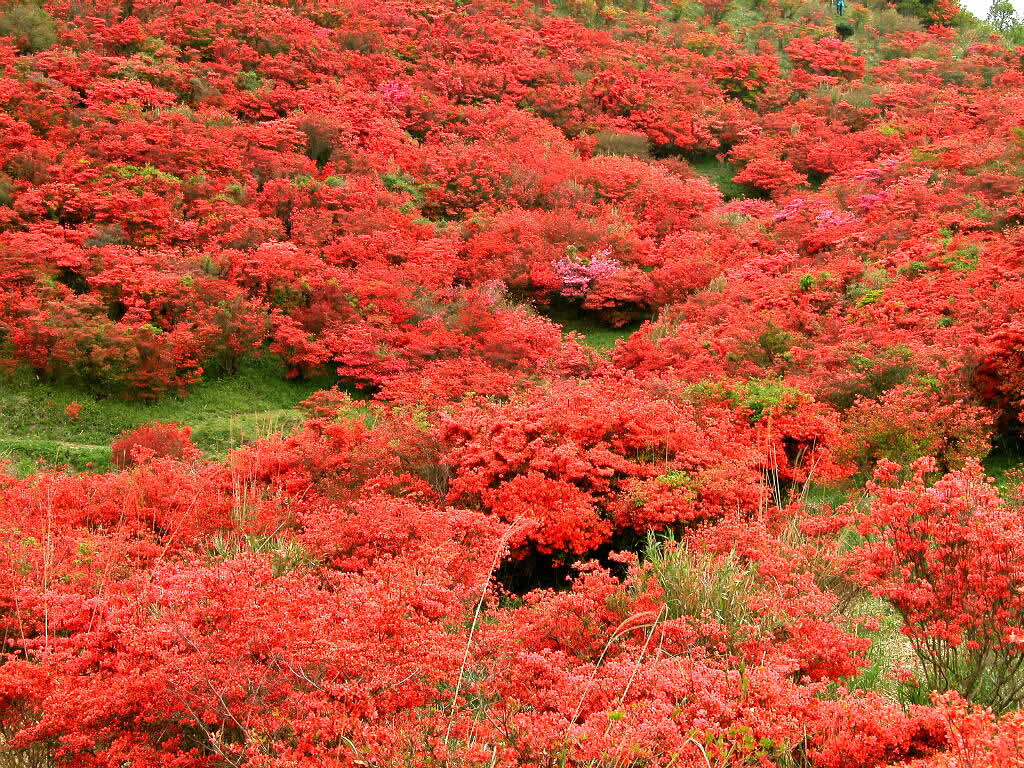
541, 300, 643, 355
688, 156, 757, 201
844, 595, 920, 702
563, 321, 636, 353
800, 481, 853, 511
0, 436, 111, 476
983, 442, 1024, 496
0, 358, 339, 474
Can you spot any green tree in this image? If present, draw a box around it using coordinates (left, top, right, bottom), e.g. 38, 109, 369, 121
0, 3, 57, 52
987, 0, 1020, 32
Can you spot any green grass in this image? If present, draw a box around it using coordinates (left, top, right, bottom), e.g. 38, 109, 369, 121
982, 444, 1024, 494
844, 594, 921, 702
541, 300, 643, 355
798, 481, 855, 514
0, 358, 339, 474
562, 320, 637, 353
688, 156, 757, 201
639, 531, 773, 638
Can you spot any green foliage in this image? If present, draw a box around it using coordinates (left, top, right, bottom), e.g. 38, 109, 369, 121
899, 260, 929, 278
855, 288, 885, 307
843, 596, 924, 704
684, 377, 808, 423
799, 272, 831, 292
695, 725, 795, 768
655, 468, 695, 489
890, 0, 960, 25
0, 176, 14, 206
944, 243, 980, 271
108, 164, 183, 184
985, 0, 1023, 39
835, 20, 855, 38
300, 120, 335, 168
844, 267, 892, 307
380, 171, 429, 210
824, 346, 917, 409
209, 532, 318, 577
728, 324, 794, 367
0, 2, 57, 52
730, 377, 804, 422
868, 7, 924, 39
237, 69, 265, 91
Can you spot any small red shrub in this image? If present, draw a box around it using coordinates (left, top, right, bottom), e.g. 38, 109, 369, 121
111, 422, 202, 468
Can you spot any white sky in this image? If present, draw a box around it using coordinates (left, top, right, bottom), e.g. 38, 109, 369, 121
960, 0, 1024, 20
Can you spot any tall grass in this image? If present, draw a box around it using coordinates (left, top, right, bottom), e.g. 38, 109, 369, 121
636, 532, 784, 648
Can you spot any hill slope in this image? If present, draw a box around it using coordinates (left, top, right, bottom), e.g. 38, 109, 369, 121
2, 0, 1024, 765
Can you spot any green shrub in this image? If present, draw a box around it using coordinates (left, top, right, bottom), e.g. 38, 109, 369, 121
871, 7, 923, 36
237, 69, 264, 92
823, 346, 918, 409
0, 175, 14, 206
727, 324, 794, 367
381, 172, 428, 209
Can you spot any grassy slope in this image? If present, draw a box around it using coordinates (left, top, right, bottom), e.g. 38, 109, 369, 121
983, 443, 1024, 493
0, 358, 338, 474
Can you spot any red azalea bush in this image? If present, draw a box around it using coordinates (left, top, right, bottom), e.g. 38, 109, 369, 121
447, 520, 949, 768
0, 454, 955, 768
112, 421, 202, 467
894, 693, 1024, 768
842, 384, 994, 473
977, 320, 1024, 427
849, 458, 1024, 713
440, 375, 770, 553
0, 403, 1016, 767
786, 36, 867, 81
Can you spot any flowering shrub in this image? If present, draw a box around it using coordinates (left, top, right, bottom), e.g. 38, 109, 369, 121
786, 36, 866, 80
843, 385, 993, 473
551, 247, 622, 298
977, 321, 1024, 426
111, 422, 202, 468
906, 693, 1024, 768
850, 458, 1024, 713
441, 375, 770, 553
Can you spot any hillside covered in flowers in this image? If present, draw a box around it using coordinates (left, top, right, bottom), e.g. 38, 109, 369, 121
3, 0, 1024, 764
